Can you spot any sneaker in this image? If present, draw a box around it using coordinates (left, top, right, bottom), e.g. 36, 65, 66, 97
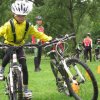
23, 89, 32, 99
0, 67, 4, 80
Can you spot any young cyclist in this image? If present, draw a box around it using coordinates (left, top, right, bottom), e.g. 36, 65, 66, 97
75, 42, 83, 59
0, 0, 52, 98
32, 16, 44, 72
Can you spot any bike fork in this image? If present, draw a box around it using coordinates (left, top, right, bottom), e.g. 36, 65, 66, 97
62, 60, 85, 83
73, 64, 85, 82
62, 60, 73, 80
9, 68, 14, 93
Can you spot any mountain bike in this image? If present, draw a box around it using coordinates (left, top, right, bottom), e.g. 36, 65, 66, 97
24, 33, 98, 100
43, 33, 98, 100
0, 45, 23, 100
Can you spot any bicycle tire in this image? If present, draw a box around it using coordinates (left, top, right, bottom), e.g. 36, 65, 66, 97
7, 68, 23, 100
13, 68, 23, 100
7, 74, 13, 100
64, 58, 98, 100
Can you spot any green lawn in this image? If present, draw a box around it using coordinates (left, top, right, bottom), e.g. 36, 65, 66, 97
0, 55, 100, 100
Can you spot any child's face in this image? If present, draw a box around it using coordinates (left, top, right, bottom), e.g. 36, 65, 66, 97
36, 20, 43, 25
14, 15, 26, 23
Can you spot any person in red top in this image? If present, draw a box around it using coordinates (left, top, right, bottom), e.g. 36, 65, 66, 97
32, 16, 44, 71
82, 33, 92, 62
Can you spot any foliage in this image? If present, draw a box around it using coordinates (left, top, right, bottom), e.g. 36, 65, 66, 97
28, 0, 99, 45
0, 0, 99, 45
0, 0, 12, 25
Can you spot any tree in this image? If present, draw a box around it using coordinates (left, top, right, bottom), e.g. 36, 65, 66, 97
0, 0, 99, 45
0, 0, 12, 25
34, 0, 44, 6
30, 0, 98, 45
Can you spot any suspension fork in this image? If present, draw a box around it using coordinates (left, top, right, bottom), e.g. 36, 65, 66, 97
62, 60, 73, 79
62, 59, 85, 83
73, 63, 85, 82
62, 60, 78, 84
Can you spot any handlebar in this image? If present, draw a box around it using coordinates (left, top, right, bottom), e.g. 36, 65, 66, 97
0, 33, 75, 49
42, 33, 75, 47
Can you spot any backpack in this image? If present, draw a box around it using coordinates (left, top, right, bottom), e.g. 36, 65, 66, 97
83, 38, 91, 47
9, 19, 29, 43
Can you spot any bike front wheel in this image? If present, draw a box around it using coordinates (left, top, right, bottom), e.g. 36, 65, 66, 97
64, 58, 98, 100
13, 68, 23, 100
8, 68, 23, 100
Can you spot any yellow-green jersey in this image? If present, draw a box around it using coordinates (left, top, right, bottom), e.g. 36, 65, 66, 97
0, 19, 52, 46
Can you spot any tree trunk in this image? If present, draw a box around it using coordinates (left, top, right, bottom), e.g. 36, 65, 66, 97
67, 0, 77, 47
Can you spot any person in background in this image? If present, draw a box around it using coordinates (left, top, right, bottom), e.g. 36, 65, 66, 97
32, 16, 44, 72
82, 33, 92, 62
75, 42, 83, 59
95, 38, 100, 60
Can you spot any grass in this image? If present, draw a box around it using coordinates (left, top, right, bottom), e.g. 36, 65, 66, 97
0, 54, 100, 100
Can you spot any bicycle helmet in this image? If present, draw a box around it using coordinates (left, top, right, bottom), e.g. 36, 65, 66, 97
35, 16, 43, 20
87, 33, 91, 36
11, 0, 33, 15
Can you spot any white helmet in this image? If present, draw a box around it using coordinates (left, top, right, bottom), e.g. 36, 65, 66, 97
11, 0, 33, 15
